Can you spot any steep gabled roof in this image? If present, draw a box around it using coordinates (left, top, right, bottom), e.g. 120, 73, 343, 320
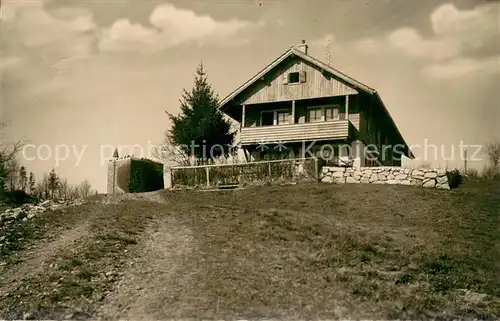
218, 45, 414, 159
219, 47, 375, 108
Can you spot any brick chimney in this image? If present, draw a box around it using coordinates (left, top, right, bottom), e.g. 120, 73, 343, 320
295, 39, 308, 55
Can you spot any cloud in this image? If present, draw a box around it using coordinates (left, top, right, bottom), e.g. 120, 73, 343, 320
316, 3, 500, 80
387, 3, 498, 62
422, 55, 500, 79
99, 3, 264, 53
388, 27, 460, 60
0, 1, 98, 66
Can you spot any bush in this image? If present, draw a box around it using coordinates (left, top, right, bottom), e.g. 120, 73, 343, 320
3, 190, 38, 205
446, 169, 462, 189
481, 165, 500, 181
128, 159, 164, 193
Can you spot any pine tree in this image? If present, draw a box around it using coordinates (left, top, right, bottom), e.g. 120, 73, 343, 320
19, 166, 27, 192
28, 172, 36, 195
166, 62, 234, 164
48, 169, 59, 199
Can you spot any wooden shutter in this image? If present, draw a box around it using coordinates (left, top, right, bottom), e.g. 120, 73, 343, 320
299, 70, 307, 83
283, 73, 288, 85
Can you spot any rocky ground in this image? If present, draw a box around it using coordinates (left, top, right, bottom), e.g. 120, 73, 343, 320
0, 199, 84, 253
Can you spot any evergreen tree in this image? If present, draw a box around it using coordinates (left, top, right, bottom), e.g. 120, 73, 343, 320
28, 172, 36, 195
19, 166, 27, 192
48, 169, 59, 199
166, 62, 234, 164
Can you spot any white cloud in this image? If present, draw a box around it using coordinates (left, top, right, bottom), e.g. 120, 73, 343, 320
421, 55, 500, 79
99, 3, 264, 53
339, 3, 500, 80
386, 3, 498, 62
0, 1, 97, 62
431, 3, 493, 37
387, 27, 460, 60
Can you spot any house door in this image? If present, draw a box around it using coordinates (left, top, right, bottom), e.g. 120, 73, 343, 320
261, 111, 274, 126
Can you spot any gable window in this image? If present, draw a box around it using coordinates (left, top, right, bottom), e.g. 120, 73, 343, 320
277, 111, 290, 125
325, 106, 340, 121
308, 108, 323, 122
288, 72, 300, 83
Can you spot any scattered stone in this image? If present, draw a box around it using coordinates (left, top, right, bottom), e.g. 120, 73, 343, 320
22, 311, 36, 320
0, 198, 85, 226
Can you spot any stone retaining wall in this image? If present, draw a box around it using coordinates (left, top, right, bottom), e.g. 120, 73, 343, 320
320, 166, 450, 189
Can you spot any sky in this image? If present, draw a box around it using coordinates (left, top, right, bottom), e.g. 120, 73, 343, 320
1, 0, 499, 192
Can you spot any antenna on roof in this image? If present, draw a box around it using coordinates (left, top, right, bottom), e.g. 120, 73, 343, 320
325, 38, 332, 66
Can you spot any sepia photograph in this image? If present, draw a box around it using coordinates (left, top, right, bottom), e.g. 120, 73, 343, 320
1, 0, 499, 319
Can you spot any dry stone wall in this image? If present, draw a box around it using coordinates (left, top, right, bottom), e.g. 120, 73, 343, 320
320, 166, 450, 189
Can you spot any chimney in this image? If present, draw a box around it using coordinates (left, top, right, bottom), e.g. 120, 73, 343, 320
295, 39, 308, 55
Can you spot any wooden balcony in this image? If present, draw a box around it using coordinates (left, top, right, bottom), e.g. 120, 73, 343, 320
240, 120, 350, 145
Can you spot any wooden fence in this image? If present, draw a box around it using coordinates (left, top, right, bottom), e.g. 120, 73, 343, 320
168, 157, 319, 189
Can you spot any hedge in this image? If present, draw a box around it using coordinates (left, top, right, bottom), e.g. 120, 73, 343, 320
128, 158, 164, 193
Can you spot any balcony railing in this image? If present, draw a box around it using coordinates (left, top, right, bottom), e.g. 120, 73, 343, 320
240, 120, 350, 145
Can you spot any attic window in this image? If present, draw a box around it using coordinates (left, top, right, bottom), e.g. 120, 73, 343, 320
288, 72, 300, 83
284, 70, 306, 84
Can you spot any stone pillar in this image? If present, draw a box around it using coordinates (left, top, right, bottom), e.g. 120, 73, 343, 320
107, 160, 115, 194
351, 140, 365, 168
164, 165, 172, 189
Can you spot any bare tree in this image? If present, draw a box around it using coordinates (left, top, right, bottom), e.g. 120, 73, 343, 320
77, 180, 92, 199
58, 178, 70, 200
483, 141, 500, 180
0, 122, 27, 200
69, 185, 80, 200
485, 142, 500, 169
152, 140, 192, 167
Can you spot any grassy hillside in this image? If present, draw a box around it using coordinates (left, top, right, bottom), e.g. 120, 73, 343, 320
0, 178, 499, 320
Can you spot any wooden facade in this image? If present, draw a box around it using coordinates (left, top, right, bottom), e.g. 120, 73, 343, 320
236, 58, 358, 105
219, 43, 414, 166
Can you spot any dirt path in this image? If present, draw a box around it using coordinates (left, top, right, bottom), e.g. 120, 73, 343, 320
93, 215, 193, 320
0, 221, 91, 298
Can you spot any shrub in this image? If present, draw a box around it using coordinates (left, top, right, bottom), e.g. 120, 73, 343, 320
446, 169, 462, 189
128, 159, 164, 193
481, 165, 500, 181
3, 190, 38, 205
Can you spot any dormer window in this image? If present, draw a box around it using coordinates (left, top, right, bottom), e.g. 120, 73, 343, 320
288, 72, 300, 83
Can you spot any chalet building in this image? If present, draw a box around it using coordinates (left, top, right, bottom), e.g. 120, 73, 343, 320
219, 40, 414, 167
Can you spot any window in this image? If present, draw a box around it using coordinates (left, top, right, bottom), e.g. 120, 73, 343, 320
325, 107, 339, 121
288, 72, 300, 83
308, 108, 323, 122
277, 111, 290, 125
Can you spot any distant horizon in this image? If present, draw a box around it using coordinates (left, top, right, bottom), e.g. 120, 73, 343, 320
2, 0, 499, 192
